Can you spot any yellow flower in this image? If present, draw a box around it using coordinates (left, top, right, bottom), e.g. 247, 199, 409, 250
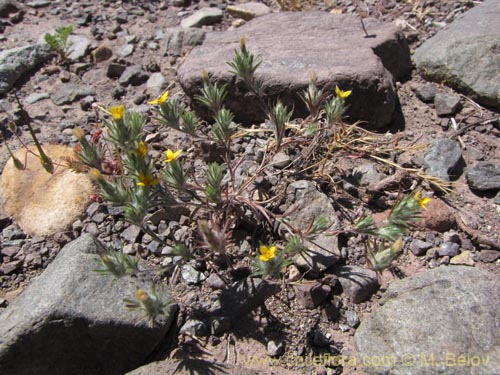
414, 191, 431, 210
110, 105, 125, 121
165, 149, 182, 163
259, 245, 276, 262
137, 171, 159, 187
148, 90, 169, 105
136, 141, 148, 157
89, 168, 102, 181
335, 86, 352, 100
137, 289, 149, 302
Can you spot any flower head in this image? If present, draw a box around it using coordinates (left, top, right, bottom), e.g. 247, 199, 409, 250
414, 191, 430, 210
149, 90, 169, 105
136, 141, 148, 157
110, 105, 125, 121
137, 289, 149, 303
165, 149, 182, 163
137, 171, 159, 187
89, 168, 102, 181
259, 245, 276, 262
335, 86, 352, 100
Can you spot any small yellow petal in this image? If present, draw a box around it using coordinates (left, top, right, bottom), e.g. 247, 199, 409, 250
110, 105, 125, 121
137, 141, 148, 157
419, 197, 431, 210
335, 85, 351, 100
149, 90, 169, 105
165, 149, 182, 163
259, 245, 276, 262
137, 289, 148, 302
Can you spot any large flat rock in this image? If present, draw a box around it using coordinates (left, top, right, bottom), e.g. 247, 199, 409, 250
0, 234, 177, 375
178, 12, 411, 128
414, 0, 500, 108
355, 266, 500, 375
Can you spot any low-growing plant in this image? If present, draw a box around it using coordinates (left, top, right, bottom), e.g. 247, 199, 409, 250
69, 38, 439, 324
44, 25, 74, 62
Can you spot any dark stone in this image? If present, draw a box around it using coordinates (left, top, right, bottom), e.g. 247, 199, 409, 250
465, 162, 500, 191
476, 250, 500, 263
50, 84, 96, 106
413, 83, 436, 103
119, 65, 149, 86
178, 12, 411, 128
409, 239, 433, 256
0, 0, 22, 18
434, 92, 461, 116
106, 63, 126, 78
293, 282, 331, 309
423, 138, 462, 181
438, 242, 460, 257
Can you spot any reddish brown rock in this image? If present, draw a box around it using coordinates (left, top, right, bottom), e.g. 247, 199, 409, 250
178, 12, 411, 128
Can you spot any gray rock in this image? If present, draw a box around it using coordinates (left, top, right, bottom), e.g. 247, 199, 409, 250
355, 266, 500, 375
120, 44, 134, 57
286, 180, 340, 273
181, 264, 205, 285
206, 273, 226, 289
50, 84, 96, 105
335, 265, 379, 303
409, 239, 433, 256
0, 0, 22, 18
345, 310, 360, 328
120, 224, 141, 243
26, 0, 49, 8
127, 358, 269, 375
180, 319, 209, 336
352, 163, 385, 187
227, 2, 271, 21
0, 260, 21, 275
267, 339, 285, 357
146, 72, 168, 98
178, 12, 411, 128
119, 65, 149, 86
180, 7, 223, 28
423, 138, 462, 181
438, 242, 460, 257
476, 250, 500, 263
0, 44, 52, 95
67, 35, 93, 61
163, 27, 206, 56
465, 162, 500, 191
413, 83, 436, 103
434, 92, 461, 116
0, 234, 176, 375
26, 92, 49, 104
414, 0, 500, 108
271, 152, 291, 169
